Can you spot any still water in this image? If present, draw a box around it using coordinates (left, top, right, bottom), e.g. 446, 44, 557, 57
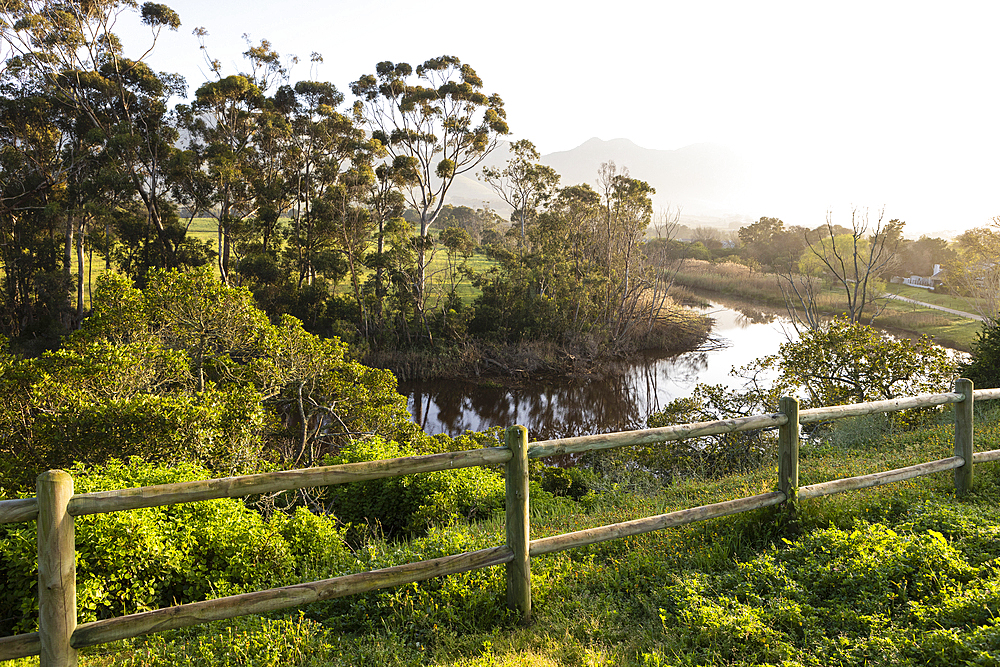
401, 301, 799, 441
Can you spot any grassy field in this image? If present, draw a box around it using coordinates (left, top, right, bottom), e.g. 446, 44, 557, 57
885, 283, 982, 312
10, 402, 998, 667
672, 260, 984, 351
69, 218, 498, 309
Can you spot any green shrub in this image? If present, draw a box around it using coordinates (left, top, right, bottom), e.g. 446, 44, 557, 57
536, 465, 595, 500
323, 437, 505, 539
98, 614, 342, 667
963, 321, 1000, 388
0, 458, 351, 635
645, 384, 775, 478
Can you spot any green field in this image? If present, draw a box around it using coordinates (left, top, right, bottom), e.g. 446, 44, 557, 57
70, 218, 497, 309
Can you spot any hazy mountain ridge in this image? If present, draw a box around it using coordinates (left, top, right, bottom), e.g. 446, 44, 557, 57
444, 137, 757, 228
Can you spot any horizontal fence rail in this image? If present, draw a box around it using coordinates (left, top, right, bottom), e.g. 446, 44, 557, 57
0, 447, 513, 525
528, 412, 788, 458
2, 380, 1000, 665
798, 391, 964, 423
71, 546, 514, 648
529, 491, 787, 557
797, 456, 965, 501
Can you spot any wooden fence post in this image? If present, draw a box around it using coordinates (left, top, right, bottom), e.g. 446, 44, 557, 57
37, 470, 77, 667
504, 425, 531, 623
954, 378, 974, 496
778, 396, 799, 504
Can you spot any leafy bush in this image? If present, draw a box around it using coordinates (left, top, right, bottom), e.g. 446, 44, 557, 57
318, 524, 512, 641
536, 464, 595, 500
0, 270, 417, 489
656, 512, 999, 665
962, 321, 1000, 388
323, 437, 505, 539
645, 383, 776, 478
0, 459, 351, 635
753, 317, 960, 407
98, 614, 342, 667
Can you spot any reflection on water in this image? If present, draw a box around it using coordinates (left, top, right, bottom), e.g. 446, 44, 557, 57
402, 301, 797, 441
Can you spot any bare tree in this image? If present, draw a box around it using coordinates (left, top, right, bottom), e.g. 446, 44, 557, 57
779, 207, 903, 331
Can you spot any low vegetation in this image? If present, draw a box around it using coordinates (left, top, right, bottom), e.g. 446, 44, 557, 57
4, 404, 1000, 666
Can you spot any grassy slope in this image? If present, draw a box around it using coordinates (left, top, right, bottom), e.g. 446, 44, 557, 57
20, 404, 998, 667
672, 260, 983, 351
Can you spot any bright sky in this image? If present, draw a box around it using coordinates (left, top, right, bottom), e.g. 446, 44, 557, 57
122, 0, 1000, 237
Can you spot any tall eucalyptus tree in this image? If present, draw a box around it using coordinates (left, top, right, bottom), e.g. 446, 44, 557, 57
351, 55, 508, 337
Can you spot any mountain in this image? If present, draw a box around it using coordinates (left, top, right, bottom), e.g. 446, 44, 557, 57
443, 137, 757, 227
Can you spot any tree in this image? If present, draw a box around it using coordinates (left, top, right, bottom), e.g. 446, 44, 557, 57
480, 139, 558, 257
596, 161, 656, 339
351, 56, 509, 335
961, 320, 1000, 389
739, 216, 786, 269
0, 64, 75, 344
746, 318, 958, 407
471, 163, 686, 353
282, 77, 365, 290
779, 208, 903, 331
692, 226, 723, 250
1, 0, 187, 269
896, 235, 955, 279
178, 34, 301, 285
433, 204, 500, 245
950, 220, 1000, 326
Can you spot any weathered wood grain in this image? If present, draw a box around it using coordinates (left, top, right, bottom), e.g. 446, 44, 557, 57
528, 413, 788, 459
37, 470, 77, 666
0, 497, 38, 524
504, 426, 531, 622
798, 457, 964, 501
71, 546, 513, 648
528, 491, 786, 557
974, 449, 1000, 463
975, 388, 1000, 401
798, 392, 964, 424
955, 379, 974, 495
0, 631, 40, 661
778, 396, 800, 502
68, 447, 512, 517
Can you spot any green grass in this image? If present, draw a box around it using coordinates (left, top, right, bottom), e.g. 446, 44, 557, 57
885, 283, 979, 313
13, 403, 998, 667
68, 218, 497, 310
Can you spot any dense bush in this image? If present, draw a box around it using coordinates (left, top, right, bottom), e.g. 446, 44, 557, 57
0, 459, 352, 636
749, 317, 960, 408
962, 321, 1000, 389
645, 383, 775, 478
654, 508, 1000, 666
0, 270, 417, 490
322, 436, 505, 539
536, 464, 595, 500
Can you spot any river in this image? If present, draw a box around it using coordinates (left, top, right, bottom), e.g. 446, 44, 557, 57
400, 299, 800, 441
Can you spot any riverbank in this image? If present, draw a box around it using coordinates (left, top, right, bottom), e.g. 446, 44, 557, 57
672, 259, 983, 351
364, 305, 714, 384
399, 299, 790, 440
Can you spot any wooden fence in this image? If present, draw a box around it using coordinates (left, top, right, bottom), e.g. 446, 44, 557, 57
2, 379, 1000, 666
